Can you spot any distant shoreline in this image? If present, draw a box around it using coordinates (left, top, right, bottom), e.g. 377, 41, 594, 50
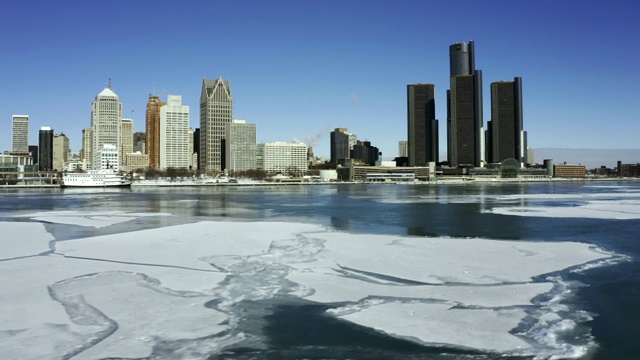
1, 177, 639, 189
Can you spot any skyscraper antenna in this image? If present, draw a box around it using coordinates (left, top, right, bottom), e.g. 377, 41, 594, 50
107, 78, 112, 89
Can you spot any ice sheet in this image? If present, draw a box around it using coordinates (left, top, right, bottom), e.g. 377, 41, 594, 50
0, 213, 621, 358
488, 199, 640, 219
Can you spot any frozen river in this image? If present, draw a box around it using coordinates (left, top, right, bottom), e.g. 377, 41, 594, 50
0, 181, 638, 359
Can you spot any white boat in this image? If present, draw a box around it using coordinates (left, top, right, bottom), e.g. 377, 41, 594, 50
62, 170, 131, 188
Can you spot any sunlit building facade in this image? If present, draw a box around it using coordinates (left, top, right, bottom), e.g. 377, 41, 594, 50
145, 95, 165, 169
257, 142, 308, 175
160, 95, 190, 169
91, 86, 122, 170
225, 119, 256, 173
120, 118, 133, 168
200, 77, 232, 173
53, 133, 69, 171
11, 115, 29, 153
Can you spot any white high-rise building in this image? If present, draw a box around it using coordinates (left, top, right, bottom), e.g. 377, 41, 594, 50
257, 142, 308, 176
120, 118, 133, 168
11, 115, 29, 153
225, 119, 256, 174
160, 95, 190, 169
91, 86, 122, 170
200, 77, 232, 173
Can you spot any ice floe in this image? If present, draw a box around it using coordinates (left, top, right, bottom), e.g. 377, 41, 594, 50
13, 210, 172, 228
487, 199, 640, 219
0, 222, 54, 258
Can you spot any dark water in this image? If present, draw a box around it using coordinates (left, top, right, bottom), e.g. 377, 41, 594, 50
1, 181, 639, 359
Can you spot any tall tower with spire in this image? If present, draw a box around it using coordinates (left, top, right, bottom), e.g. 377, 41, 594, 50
199, 76, 232, 173
91, 83, 123, 170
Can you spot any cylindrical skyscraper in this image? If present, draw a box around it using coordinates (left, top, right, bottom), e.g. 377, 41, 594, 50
449, 41, 475, 76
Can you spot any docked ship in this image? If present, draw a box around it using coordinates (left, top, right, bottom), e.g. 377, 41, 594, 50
61, 170, 131, 188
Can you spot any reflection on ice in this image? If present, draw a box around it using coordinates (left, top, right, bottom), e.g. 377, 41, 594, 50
0, 213, 624, 359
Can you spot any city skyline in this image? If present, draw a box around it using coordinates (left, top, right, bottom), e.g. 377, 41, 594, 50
1, 1, 639, 167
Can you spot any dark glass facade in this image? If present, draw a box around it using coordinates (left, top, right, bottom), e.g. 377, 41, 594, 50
489, 77, 523, 163
38, 128, 53, 171
447, 41, 483, 167
449, 41, 474, 76
194, 128, 201, 170
330, 128, 352, 164
407, 84, 438, 166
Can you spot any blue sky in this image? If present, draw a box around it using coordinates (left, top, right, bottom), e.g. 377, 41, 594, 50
1, 0, 639, 163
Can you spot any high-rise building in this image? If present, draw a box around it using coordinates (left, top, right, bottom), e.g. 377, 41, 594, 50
487, 77, 524, 164
133, 132, 146, 153
330, 128, 357, 164
447, 41, 483, 167
38, 126, 54, 171
29, 145, 38, 165
193, 128, 201, 170
145, 95, 165, 168
407, 84, 438, 166
12, 115, 29, 153
225, 119, 256, 173
53, 133, 69, 171
200, 77, 232, 173
351, 140, 380, 166
188, 128, 196, 170
91, 85, 123, 170
257, 142, 308, 175
160, 95, 190, 169
81, 128, 92, 169
398, 141, 408, 157
120, 118, 134, 168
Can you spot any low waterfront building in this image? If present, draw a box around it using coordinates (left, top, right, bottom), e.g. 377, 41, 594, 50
617, 161, 640, 177
341, 164, 432, 182
553, 164, 586, 178
0, 153, 39, 183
